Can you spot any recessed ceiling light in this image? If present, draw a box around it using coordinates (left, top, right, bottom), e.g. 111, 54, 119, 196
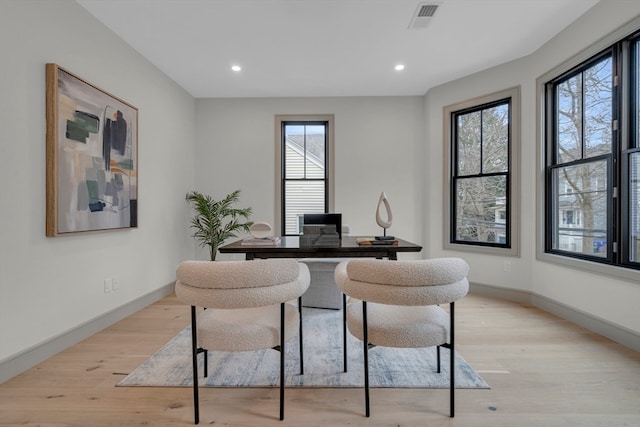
395, 64, 405, 71
231, 65, 242, 72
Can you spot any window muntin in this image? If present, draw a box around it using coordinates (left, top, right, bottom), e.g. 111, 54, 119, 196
451, 99, 511, 247
281, 121, 329, 235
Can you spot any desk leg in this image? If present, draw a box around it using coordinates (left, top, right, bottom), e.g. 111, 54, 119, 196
388, 252, 397, 261
245, 253, 255, 260
343, 293, 348, 373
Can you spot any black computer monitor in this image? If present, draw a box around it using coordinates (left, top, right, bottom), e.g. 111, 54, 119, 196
303, 213, 342, 239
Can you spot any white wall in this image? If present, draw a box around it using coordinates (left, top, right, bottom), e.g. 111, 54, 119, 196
0, 0, 196, 365
425, 0, 640, 335
195, 97, 425, 260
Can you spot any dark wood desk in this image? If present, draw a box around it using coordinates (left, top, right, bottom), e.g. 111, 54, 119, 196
219, 235, 422, 260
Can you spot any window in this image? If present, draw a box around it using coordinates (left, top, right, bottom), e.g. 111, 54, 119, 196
443, 87, 521, 256
630, 152, 640, 262
564, 210, 575, 226
542, 27, 640, 272
275, 115, 334, 236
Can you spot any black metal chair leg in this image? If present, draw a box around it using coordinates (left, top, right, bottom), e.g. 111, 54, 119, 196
343, 293, 347, 372
190, 306, 200, 424
450, 301, 455, 418
280, 302, 285, 421
298, 296, 304, 375
437, 345, 441, 373
363, 301, 370, 417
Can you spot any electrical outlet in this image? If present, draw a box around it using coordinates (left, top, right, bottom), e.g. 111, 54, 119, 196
104, 278, 113, 293
113, 278, 120, 290
503, 261, 511, 272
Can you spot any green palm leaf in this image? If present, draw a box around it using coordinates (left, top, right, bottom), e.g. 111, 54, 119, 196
185, 190, 253, 260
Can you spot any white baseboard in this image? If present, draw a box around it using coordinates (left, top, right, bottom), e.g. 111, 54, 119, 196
0, 283, 175, 384
470, 282, 640, 352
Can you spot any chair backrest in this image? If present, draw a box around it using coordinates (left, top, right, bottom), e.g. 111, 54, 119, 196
175, 259, 310, 309
335, 258, 469, 306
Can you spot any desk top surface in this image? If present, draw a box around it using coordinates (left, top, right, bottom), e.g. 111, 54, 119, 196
219, 235, 422, 258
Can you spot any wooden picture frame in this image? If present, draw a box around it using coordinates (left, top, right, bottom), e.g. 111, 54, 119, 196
46, 64, 138, 236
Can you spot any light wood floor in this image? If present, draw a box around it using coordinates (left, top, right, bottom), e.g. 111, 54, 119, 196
1, 292, 639, 427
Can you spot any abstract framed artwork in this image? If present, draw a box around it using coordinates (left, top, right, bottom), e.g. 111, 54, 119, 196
46, 64, 138, 236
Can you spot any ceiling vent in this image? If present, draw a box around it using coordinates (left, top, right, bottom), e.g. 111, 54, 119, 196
408, 3, 440, 30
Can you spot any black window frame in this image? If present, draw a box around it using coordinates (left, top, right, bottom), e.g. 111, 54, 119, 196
450, 98, 513, 249
543, 30, 640, 271
280, 120, 330, 236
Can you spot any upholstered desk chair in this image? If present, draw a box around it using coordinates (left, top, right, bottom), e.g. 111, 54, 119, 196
334, 258, 469, 418
175, 259, 310, 424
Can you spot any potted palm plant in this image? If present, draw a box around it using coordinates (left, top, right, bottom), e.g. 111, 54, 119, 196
185, 189, 253, 261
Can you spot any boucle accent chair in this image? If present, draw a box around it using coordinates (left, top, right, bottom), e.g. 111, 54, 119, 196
175, 259, 310, 424
334, 257, 469, 418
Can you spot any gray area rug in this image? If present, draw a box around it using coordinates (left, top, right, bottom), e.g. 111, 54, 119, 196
117, 308, 489, 389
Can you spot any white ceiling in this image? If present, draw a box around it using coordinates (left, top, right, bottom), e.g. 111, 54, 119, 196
75, 0, 599, 98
